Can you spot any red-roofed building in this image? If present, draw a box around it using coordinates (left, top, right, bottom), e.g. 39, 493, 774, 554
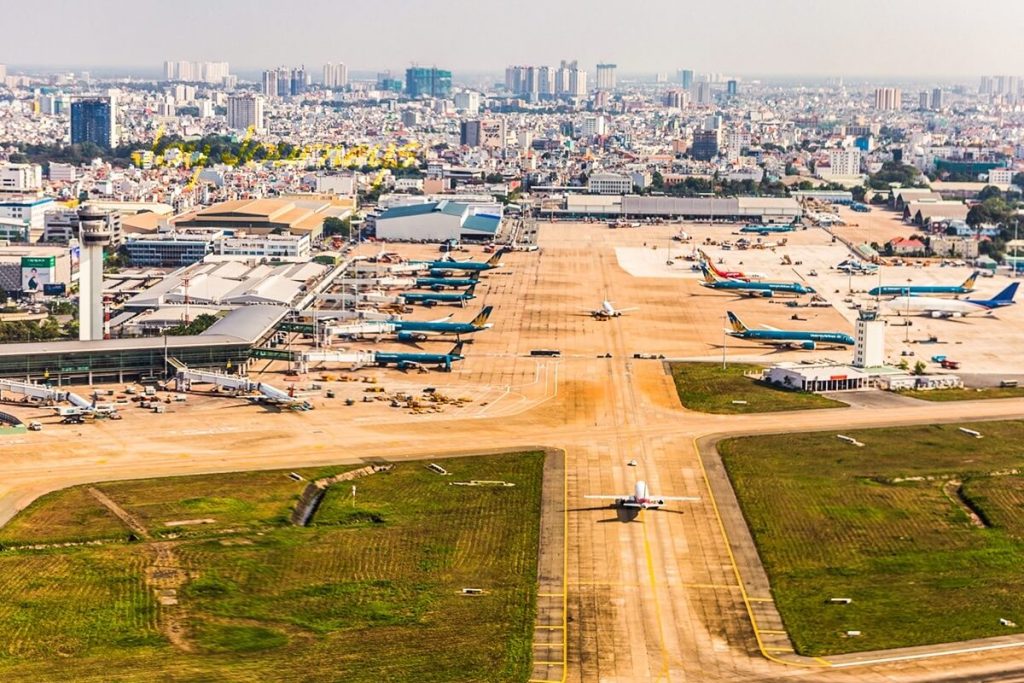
889, 236, 927, 255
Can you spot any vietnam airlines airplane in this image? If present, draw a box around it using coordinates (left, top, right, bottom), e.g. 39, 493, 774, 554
726, 312, 854, 349
399, 284, 477, 307
373, 342, 465, 372
419, 248, 509, 276
883, 282, 1018, 318
739, 224, 797, 235
868, 271, 979, 297
699, 265, 815, 297
414, 273, 480, 291
394, 306, 494, 342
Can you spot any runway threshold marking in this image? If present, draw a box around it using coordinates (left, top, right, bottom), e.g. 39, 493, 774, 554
691, 437, 829, 669
639, 508, 672, 680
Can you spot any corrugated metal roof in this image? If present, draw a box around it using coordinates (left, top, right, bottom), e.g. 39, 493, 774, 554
378, 202, 439, 219
201, 304, 288, 341
462, 214, 500, 234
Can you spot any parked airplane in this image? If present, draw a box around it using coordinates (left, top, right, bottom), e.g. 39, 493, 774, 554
699, 265, 815, 297
373, 342, 465, 371
585, 480, 700, 510
726, 311, 854, 349
868, 271, 979, 297
394, 306, 494, 342
414, 273, 480, 291
586, 300, 638, 319
698, 248, 749, 281
399, 284, 477, 307
739, 224, 797, 234
836, 259, 878, 274
882, 282, 1018, 318
420, 248, 508, 276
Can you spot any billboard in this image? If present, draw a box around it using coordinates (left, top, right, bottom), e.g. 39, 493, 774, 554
21, 256, 56, 294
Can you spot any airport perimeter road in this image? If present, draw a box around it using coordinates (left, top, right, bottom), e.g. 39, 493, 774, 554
3, 224, 1024, 681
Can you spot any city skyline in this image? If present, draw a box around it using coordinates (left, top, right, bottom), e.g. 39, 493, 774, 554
5, 0, 1024, 77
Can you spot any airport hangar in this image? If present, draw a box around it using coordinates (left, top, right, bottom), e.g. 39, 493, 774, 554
0, 304, 288, 385
545, 195, 803, 223
373, 200, 503, 242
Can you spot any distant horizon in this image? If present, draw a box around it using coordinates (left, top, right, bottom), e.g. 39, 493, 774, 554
4, 0, 1024, 79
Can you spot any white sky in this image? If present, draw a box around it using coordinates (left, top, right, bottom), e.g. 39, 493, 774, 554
5, 0, 1023, 77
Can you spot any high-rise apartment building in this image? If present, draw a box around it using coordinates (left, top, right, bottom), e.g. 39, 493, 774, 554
163, 61, 229, 84
931, 87, 943, 111
826, 148, 862, 177
454, 91, 480, 114
873, 87, 902, 111
71, 96, 117, 148
919, 91, 930, 110
726, 79, 738, 96
405, 67, 452, 98
227, 94, 265, 133
554, 61, 587, 98
262, 70, 278, 99
695, 81, 714, 106
460, 120, 481, 147
691, 129, 721, 161
679, 69, 694, 90
323, 62, 348, 89
595, 63, 616, 91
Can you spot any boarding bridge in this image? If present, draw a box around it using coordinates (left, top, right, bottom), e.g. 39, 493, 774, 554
350, 262, 422, 275
319, 292, 402, 306
338, 277, 416, 289
322, 321, 397, 338
167, 358, 311, 410
0, 378, 92, 411
298, 350, 376, 373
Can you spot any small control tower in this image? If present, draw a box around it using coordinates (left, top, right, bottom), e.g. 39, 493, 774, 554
853, 309, 885, 368
78, 205, 112, 341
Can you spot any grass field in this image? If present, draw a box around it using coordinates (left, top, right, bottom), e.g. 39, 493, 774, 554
669, 362, 846, 414
720, 421, 1024, 656
899, 386, 1024, 402
0, 452, 545, 682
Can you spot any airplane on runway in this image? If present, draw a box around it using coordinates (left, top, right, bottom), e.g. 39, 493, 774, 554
726, 311, 854, 349
399, 284, 477, 307
417, 248, 509, 276
739, 224, 797, 235
373, 342, 465, 371
585, 480, 700, 510
586, 300, 638, 319
414, 273, 480, 291
699, 265, 815, 297
393, 306, 494, 341
882, 282, 1018, 318
868, 271, 979, 297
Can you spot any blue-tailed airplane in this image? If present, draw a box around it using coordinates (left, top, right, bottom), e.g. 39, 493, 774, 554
699, 265, 815, 297
419, 248, 508, 276
394, 306, 494, 342
414, 273, 480, 291
883, 282, 1018, 318
739, 224, 797, 235
726, 311, 854, 350
373, 342, 465, 372
868, 271, 979, 297
399, 284, 477, 307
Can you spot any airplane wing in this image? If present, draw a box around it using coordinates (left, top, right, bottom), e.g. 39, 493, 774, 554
659, 496, 701, 501
759, 324, 780, 331
429, 315, 454, 323
618, 307, 639, 313
583, 495, 624, 500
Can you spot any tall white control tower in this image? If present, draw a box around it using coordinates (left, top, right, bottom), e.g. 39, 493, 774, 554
853, 309, 886, 368
78, 205, 112, 341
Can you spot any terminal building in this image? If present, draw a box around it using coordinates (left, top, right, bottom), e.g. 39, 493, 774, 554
551, 195, 803, 223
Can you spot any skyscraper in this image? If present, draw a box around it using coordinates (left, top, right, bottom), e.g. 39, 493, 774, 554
405, 67, 452, 98
930, 87, 943, 111
873, 87, 902, 110
227, 94, 265, 133
679, 69, 694, 90
727, 79, 738, 96
70, 96, 117, 148
595, 64, 617, 91
262, 69, 278, 98
695, 82, 713, 106
323, 62, 348, 89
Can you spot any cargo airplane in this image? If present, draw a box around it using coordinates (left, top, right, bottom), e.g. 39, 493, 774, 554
586, 300, 638, 319
373, 342, 465, 372
868, 271, 979, 297
394, 306, 493, 342
699, 265, 815, 297
726, 311, 854, 349
585, 480, 700, 511
399, 284, 477, 307
883, 282, 1018, 318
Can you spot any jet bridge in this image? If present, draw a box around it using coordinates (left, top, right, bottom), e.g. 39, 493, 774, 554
0, 378, 93, 411
167, 358, 311, 410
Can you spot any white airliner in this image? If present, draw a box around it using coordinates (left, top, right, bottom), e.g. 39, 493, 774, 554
882, 283, 1018, 318
585, 480, 700, 510
586, 300, 638, 319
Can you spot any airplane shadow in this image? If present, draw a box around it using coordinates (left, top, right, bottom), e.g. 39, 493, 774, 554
568, 505, 641, 523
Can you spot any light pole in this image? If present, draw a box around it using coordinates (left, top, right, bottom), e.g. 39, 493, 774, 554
722, 313, 727, 370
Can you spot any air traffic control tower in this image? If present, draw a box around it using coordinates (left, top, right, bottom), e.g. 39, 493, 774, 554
853, 309, 885, 368
78, 204, 112, 341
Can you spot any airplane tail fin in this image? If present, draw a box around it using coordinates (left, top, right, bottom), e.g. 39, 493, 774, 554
488, 249, 508, 265
963, 271, 980, 290
450, 342, 465, 357
471, 305, 493, 327
988, 282, 1019, 305
465, 283, 477, 297
469, 272, 481, 282
700, 264, 718, 283
726, 311, 747, 333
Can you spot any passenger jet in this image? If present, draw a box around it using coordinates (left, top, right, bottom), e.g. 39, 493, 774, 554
726, 311, 854, 349
585, 480, 700, 510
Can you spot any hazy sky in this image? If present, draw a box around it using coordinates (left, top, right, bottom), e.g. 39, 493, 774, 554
6, 0, 1024, 77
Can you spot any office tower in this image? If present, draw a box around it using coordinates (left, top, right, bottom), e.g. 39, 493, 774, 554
595, 63, 617, 91
454, 90, 480, 114
78, 205, 112, 341
679, 69, 694, 90
931, 87, 943, 110
289, 67, 309, 96
322, 62, 349, 89
726, 79, 738, 96
873, 87, 902, 110
405, 67, 452, 98
227, 94, 265, 132
695, 81, 713, 105
460, 120, 481, 147
691, 129, 721, 160
919, 91, 930, 110
262, 69, 278, 98
71, 96, 117, 148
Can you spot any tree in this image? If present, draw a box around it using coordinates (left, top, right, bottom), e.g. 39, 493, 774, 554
851, 186, 867, 202
322, 216, 352, 239
912, 360, 927, 376
166, 313, 218, 336
977, 185, 1004, 202
484, 173, 504, 184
